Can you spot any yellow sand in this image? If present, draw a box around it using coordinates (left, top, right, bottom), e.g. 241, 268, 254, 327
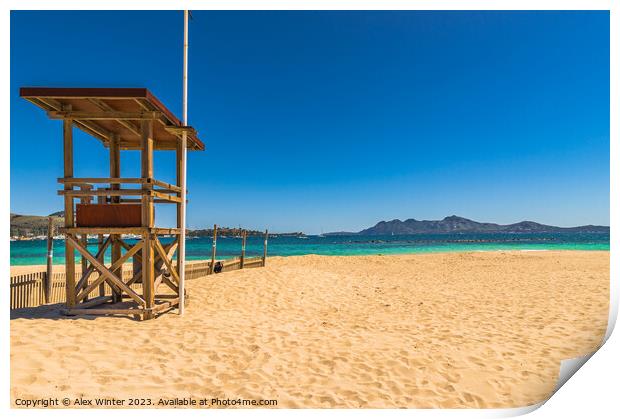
10, 251, 609, 408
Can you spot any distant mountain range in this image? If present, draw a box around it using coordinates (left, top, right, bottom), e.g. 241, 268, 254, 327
11, 212, 609, 239
327, 216, 609, 236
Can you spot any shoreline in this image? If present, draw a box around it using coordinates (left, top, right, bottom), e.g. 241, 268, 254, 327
10, 248, 611, 274
10, 248, 610, 275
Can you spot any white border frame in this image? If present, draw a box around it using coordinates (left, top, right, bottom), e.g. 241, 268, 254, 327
2, 2, 616, 418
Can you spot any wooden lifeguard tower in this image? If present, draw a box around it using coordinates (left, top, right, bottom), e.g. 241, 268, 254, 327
20, 87, 205, 320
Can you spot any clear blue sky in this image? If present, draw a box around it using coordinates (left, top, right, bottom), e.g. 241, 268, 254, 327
10, 11, 609, 233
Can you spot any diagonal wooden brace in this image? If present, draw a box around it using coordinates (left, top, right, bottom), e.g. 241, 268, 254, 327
75, 235, 112, 296
76, 239, 144, 302
118, 238, 143, 263
153, 237, 180, 283
153, 236, 180, 294
119, 237, 178, 263
67, 235, 145, 306
126, 239, 178, 287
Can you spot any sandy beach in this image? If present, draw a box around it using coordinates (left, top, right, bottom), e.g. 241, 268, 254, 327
10, 251, 609, 408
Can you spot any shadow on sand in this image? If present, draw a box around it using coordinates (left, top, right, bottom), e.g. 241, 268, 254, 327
10, 303, 139, 321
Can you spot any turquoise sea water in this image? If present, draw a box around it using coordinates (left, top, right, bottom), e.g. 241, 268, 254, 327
10, 232, 610, 266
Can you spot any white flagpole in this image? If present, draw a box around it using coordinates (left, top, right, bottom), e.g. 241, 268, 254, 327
179, 10, 189, 315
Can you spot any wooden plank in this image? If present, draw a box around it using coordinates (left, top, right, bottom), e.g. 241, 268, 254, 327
141, 119, 154, 227
21, 87, 152, 100
222, 258, 241, 267
10, 273, 49, 309
64, 113, 76, 308
76, 239, 143, 302
110, 134, 122, 303
97, 217, 106, 297
62, 308, 146, 316
24, 88, 204, 150
73, 295, 113, 309
152, 298, 180, 314
87, 97, 142, 136
117, 237, 136, 252
150, 240, 179, 291
118, 198, 177, 204
66, 235, 145, 306
48, 110, 162, 120
109, 138, 121, 199
61, 227, 147, 235
58, 189, 145, 196
150, 188, 182, 194
165, 239, 179, 258
153, 236, 180, 284
20, 88, 191, 149
12, 276, 20, 308
140, 119, 155, 320
176, 139, 185, 316
244, 259, 264, 268
165, 126, 197, 134
142, 235, 155, 319
153, 273, 164, 294
161, 275, 179, 294
79, 234, 88, 281
149, 178, 182, 193
154, 294, 182, 299
58, 177, 144, 184
151, 190, 182, 203
74, 235, 112, 296
148, 239, 179, 288
34, 97, 115, 141
75, 189, 92, 294
151, 228, 182, 235
141, 120, 154, 183
76, 203, 142, 228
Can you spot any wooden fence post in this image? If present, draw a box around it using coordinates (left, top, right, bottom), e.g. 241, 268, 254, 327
240, 230, 246, 268
263, 229, 269, 267
45, 217, 54, 303
209, 224, 218, 274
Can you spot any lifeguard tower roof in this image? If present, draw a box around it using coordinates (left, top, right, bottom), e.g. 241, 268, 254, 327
20, 87, 204, 151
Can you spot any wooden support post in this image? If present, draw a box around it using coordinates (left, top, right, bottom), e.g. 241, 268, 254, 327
109, 134, 122, 302
141, 121, 154, 226
263, 229, 269, 267
209, 224, 217, 274
142, 236, 155, 319
63, 112, 76, 308
176, 140, 185, 309
45, 217, 54, 303
141, 119, 155, 319
240, 230, 247, 268
78, 185, 92, 297
97, 194, 105, 297
80, 233, 88, 276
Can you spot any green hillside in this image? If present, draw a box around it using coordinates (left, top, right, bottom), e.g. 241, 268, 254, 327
10, 212, 64, 238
